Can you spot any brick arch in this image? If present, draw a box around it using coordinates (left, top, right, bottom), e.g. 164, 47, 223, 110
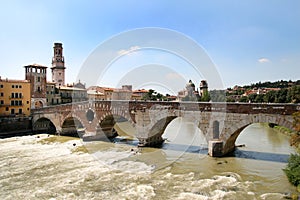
222, 114, 294, 155
98, 111, 135, 127
97, 112, 136, 138
61, 113, 85, 129
33, 117, 57, 134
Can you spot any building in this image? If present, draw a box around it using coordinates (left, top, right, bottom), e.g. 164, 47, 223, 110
87, 85, 133, 101
46, 82, 61, 106
112, 85, 132, 100
132, 89, 149, 100
0, 77, 31, 117
177, 80, 209, 101
24, 64, 47, 108
87, 89, 105, 101
59, 86, 88, 104
51, 43, 65, 87
73, 80, 86, 89
199, 80, 208, 97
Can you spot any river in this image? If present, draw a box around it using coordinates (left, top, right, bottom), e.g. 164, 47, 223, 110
0, 118, 298, 199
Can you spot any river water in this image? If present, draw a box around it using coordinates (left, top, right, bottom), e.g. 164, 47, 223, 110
0, 118, 298, 199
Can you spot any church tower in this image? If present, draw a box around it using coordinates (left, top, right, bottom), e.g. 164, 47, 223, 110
51, 43, 65, 87
199, 80, 208, 97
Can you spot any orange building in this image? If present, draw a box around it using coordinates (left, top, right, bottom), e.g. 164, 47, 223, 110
0, 77, 31, 117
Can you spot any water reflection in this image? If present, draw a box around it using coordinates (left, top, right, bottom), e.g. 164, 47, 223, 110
113, 121, 295, 164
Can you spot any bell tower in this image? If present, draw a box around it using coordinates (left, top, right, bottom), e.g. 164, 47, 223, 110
51, 42, 65, 86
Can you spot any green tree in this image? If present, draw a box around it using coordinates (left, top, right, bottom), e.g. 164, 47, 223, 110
239, 96, 249, 102
288, 86, 300, 103
254, 94, 264, 103
283, 154, 300, 187
275, 89, 288, 103
200, 90, 211, 102
248, 93, 257, 103
142, 89, 165, 101
226, 97, 235, 102
263, 90, 276, 103
209, 90, 226, 102
293, 111, 300, 133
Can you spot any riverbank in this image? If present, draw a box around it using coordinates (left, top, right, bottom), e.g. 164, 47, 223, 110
266, 123, 300, 194
272, 125, 300, 152
0, 116, 32, 138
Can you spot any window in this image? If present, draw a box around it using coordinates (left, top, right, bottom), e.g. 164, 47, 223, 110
0, 84, 3, 88
19, 85, 22, 88
16, 85, 18, 88
11, 93, 14, 98
11, 109, 15, 115
12, 85, 14, 88
27, 101, 29, 104
38, 87, 41, 92
15, 93, 18, 98
37, 77, 41, 82
0, 100, 3, 105
19, 100, 22, 106
15, 101, 18, 106
19, 93, 22, 98
6, 107, 9, 111
11, 101, 14, 106
1, 92, 3, 97
18, 109, 22, 114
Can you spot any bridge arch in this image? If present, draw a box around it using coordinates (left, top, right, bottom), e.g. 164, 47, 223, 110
33, 117, 57, 134
98, 113, 135, 139
61, 116, 85, 137
222, 114, 294, 155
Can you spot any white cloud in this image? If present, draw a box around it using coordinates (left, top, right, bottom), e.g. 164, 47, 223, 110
258, 58, 270, 63
118, 46, 140, 56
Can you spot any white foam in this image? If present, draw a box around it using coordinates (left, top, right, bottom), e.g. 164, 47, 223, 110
260, 193, 285, 199
118, 183, 156, 199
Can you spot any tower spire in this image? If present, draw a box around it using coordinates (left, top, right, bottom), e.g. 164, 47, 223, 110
51, 42, 65, 86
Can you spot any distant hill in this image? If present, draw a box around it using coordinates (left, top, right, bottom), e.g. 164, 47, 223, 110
209, 80, 300, 103
240, 80, 300, 89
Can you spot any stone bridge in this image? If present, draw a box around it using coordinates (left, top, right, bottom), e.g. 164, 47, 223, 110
31, 101, 300, 157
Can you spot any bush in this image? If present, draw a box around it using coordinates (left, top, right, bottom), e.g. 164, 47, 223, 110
283, 154, 300, 186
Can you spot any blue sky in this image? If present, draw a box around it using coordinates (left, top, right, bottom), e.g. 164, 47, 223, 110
0, 1, 299, 93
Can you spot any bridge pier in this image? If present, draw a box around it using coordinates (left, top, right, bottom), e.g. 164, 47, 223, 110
208, 140, 224, 157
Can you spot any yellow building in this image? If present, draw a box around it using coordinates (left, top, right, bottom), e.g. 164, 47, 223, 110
0, 78, 31, 117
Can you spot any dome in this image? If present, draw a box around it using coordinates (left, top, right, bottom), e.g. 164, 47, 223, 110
186, 80, 195, 88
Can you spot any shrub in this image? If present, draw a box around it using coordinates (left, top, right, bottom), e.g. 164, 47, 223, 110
283, 154, 300, 186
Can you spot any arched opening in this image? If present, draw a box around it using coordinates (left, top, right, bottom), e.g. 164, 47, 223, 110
213, 120, 220, 139
99, 115, 135, 141
160, 117, 208, 153
224, 123, 295, 162
61, 117, 85, 137
33, 117, 56, 134
139, 116, 178, 147
35, 101, 43, 109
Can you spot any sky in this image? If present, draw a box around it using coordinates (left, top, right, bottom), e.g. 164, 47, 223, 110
0, 0, 299, 94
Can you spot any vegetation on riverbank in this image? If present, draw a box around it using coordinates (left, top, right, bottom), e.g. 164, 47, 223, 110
283, 111, 300, 192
